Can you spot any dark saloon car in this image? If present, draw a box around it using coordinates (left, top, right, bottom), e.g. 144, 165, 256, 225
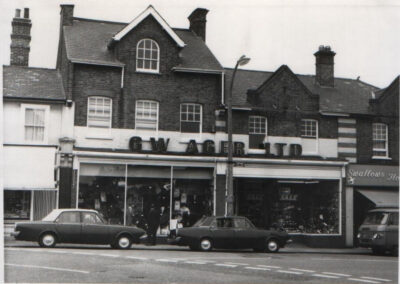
174, 216, 291, 252
11, 209, 145, 249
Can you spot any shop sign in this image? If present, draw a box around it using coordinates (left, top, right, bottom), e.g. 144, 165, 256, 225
347, 165, 399, 187
128, 136, 303, 157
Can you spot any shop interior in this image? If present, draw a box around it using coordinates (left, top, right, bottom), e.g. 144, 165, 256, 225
236, 178, 340, 234
4, 190, 31, 221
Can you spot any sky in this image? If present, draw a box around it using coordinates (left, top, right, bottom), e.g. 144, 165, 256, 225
0, 0, 399, 88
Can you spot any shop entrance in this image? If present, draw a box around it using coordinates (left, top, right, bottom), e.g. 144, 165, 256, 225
236, 178, 340, 234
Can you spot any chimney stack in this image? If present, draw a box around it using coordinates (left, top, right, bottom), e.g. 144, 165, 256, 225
314, 45, 336, 87
188, 8, 209, 42
60, 4, 74, 26
10, 8, 32, 66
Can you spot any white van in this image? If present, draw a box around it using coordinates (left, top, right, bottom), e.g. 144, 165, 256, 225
357, 208, 398, 255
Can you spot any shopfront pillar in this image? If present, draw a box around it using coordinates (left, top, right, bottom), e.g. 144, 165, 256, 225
345, 186, 354, 247
215, 175, 226, 216
58, 137, 75, 208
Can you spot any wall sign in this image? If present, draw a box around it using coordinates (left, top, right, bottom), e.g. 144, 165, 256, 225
347, 165, 399, 187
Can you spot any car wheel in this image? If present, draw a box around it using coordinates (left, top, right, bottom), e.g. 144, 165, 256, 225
265, 239, 280, 253
115, 235, 132, 249
39, 233, 57, 248
372, 247, 385, 255
198, 238, 213, 252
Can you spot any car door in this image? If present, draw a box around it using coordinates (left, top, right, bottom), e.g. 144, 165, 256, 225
80, 212, 111, 244
233, 217, 261, 249
209, 218, 235, 248
55, 211, 82, 243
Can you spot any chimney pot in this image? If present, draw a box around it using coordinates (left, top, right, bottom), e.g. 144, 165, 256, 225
15, 9, 21, 18
24, 8, 29, 19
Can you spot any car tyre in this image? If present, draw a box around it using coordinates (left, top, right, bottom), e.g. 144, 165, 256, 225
372, 247, 385, 255
265, 238, 280, 253
115, 235, 132, 249
39, 233, 57, 248
198, 238, 213, 252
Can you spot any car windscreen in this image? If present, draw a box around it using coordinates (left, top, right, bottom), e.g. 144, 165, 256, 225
192, 217, 213, 227
363, 212, 389, 225
42, 210, 61, 221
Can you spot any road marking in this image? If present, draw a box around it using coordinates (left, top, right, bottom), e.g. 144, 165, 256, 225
72, 252, 96, 256
348, 278, 382, 284
224, 262, 249, 266
322, 272, 352, 277
312, 257, 397, 263
184, 261, 207, 265
290, 268, 315, 273
256, 265, 281, 269
245, 267, 270, 271
277, 270, 303, 275
99, 253, 119, 257
125, 256, 148, 261
215, 263, 237, 268
5, 263, 90, 274
312, 274, 340, 279
156, 259, 179, 263
361, 276, 392, 282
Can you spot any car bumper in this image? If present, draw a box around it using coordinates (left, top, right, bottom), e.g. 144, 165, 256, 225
167, 236, 185, 246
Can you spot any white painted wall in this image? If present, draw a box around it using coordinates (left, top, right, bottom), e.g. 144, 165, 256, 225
74, 126, 339, 158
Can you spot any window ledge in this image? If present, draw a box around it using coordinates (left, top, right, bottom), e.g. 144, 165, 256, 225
85, 135, 113, 141
248, 149, 265, 154
135, 70, 161, 76
372, 156, 392, 160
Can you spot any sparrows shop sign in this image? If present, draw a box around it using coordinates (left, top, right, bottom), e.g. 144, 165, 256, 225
347, 165, 399, 186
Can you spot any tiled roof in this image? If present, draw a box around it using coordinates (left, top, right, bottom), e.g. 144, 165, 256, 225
63, 18, 223, 71
225, 67, 379, 115
3, 65, 65, 101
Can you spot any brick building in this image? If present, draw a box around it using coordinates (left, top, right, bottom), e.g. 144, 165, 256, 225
3, 4, 398, 247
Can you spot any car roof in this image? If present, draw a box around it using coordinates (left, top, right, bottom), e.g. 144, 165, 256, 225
369, 208, 399, 213
42, 208, 99, 221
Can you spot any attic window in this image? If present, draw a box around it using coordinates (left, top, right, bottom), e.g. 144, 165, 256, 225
136, 39, 160, 73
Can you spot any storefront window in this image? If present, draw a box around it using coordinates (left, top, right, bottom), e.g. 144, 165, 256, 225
237, 179, 339, 234
79, 163, 214, 234
4, 190, 31, 220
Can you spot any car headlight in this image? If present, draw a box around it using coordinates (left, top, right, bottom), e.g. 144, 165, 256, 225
373, 233, 384, 239
357, 233, 361, 239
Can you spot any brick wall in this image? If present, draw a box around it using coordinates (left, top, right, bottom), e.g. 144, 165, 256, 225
73, 64, 122, 128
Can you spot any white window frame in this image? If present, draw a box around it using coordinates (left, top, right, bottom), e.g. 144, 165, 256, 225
136, 39, 160, 73
21, 104, 50, 144
135, 100, 159, 130
87, 96, 112, 129
180, 103, 202, 133
249, 116, 267, 135
372, 123, 389, 158
301, 119, 318, 138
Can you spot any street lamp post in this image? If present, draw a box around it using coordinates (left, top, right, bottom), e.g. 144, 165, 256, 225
226, 55, 250, 216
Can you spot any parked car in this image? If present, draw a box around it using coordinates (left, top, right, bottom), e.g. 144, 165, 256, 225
172, 216, 291, 252
11, 209, 146, 249
357, 208, 398, 255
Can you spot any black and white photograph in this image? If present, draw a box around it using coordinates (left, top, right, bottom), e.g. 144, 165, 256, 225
1, 0, 399, 283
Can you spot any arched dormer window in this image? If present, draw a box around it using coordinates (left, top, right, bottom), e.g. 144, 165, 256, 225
136, 39, 160, 73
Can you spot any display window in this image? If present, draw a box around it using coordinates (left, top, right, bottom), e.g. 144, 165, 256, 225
79, 163, 214, 233
4, 190, 31, 220
237, 179, 339, 234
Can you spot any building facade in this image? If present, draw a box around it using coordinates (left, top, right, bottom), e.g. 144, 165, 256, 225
3, 4, 398, 247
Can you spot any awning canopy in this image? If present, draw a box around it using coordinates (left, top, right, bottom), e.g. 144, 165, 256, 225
357, 189, 399, 208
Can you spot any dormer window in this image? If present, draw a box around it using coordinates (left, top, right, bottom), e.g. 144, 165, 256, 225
136, 39, 160, 73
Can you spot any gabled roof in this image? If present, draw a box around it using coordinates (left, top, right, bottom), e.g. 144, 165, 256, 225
111, 5, 185, 48
3, 66, 66, 101
63, 18, 223, 71
225, 67, 379, 115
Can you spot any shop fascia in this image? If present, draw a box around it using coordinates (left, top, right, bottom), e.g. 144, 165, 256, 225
128, 136, 304, 157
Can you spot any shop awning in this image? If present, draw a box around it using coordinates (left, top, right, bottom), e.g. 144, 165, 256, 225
4, 145, 57, 190
357, 189, 399, 208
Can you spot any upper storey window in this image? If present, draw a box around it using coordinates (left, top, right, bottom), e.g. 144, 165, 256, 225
372, 123, 388, 158
87, 97, 112, 128
180, 103, 202, 133
135, 100, 159, 130
249, 116, 267, 135
23, 104, 49, 143
136, 39, 160, 73
301, 119, 318, 138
